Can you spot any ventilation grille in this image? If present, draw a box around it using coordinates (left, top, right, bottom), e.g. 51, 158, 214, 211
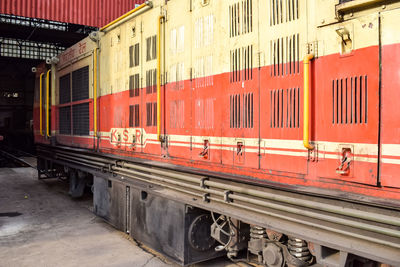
146, 102, 157, 126
229, 0, 253, 37
59, 106, 71, 134
169, 100, 184, 129
146, 35, 157, 61
129, 104, 140, 127
146, 69, 157, 94
230, 93, 253, 128
129, 74, 140, 97
230, 45, 253, 83
271, 34, 299, 77
72, 66, 89, 101
270, 0, 299, 26
332, 76, 368, 124
72, 102, 89, 136
195, 98, 214, 129
129, 43, 139, 68
169, 63, 185, 90
270, 88, 299, 128
59, 73, 70, 104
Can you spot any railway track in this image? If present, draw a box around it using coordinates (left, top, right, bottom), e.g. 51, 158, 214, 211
37, 144, 400, 266
0, 145, 36, 168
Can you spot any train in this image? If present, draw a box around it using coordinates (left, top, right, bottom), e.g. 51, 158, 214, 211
33, 0, 400, 266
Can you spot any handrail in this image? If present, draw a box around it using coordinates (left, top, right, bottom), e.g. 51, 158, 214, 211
39, 73, 44, 136
303, 54, 314, 150
100, 2, 152, 32
93, 48, 98, 137
157, 15, 165, 142
46, 69, 51, 138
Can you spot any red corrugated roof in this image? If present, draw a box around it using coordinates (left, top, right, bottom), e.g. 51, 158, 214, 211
0, 0, 145, 28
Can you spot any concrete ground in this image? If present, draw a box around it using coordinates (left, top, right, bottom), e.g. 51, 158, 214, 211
0, 167, 240, 267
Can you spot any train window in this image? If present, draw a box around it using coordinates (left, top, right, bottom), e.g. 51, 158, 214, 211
72, 102, 89, 136
129, 104, 140, 127
129, 74, 140, 97
146, 35, 157, 61
129, 43, 140, 67
59, 106, 71, 134
71, 66, 89, 101
59, 73, 71, 104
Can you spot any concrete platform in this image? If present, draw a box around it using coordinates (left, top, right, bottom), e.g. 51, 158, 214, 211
0, 167, 239, 267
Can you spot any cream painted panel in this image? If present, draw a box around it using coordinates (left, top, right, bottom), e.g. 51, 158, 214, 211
316, 13, 379, 56
381, 8, 400, 46
259, 0, 309, 68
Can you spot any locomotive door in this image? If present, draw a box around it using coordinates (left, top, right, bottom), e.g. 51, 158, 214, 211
375, 9, 400, 188
220, 0, 260, 170
140, 9, 163, 157
259, 0, 308, 175
190, 1, 222, 165
314, 13, 380, 185
164, 0, 192, 160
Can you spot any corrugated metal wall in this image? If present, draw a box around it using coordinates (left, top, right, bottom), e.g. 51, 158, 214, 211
0, 0, 145, 28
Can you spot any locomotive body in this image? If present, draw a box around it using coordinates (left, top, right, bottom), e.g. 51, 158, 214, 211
34, 0, 400, 265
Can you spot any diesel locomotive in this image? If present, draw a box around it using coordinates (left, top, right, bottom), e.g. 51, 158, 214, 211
33, 0, 400, 265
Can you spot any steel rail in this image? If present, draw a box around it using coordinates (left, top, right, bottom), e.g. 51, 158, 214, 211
46, 69, 51, 137
303, 54, 314, 150
39, 72, 44, 136
100, 1, 153, 32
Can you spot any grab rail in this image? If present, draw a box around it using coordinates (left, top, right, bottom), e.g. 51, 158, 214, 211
39, 73, 44, 136
303, 54, 314, 150
46, 69, 51, 138
93, 48, 98, 137
157, 15, 165, 142
100, 2, 153, 32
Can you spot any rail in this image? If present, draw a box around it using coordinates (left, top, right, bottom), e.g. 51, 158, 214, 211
157, 15, 165, 142
93, 48, 98, 137
303, 54, 314, 150
46, 69, 51, 137
39, 72, 44, 136
100, 1, 153, 32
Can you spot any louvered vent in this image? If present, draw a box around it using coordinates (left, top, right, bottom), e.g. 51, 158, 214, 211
230, 93, 253, 128
229, 0, 253, 37
270, 88, 299, 128
59, 73, 70, 104
146, 102, 157, 126
59, 106, 71, 134
271, 34, 299, 77
230, 45, 253, 83
129, 74, 140, 97
270, 0, 299, 26
146, 69, 157, 94
332, 76, 368, 124
72, 103, 89, 136
72, 66, 89, 101
129, 104, 140, 127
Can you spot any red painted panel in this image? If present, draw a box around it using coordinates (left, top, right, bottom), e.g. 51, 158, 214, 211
380, 42, 400, 188
313, 46, 380, 186
0, 0, 145, 28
